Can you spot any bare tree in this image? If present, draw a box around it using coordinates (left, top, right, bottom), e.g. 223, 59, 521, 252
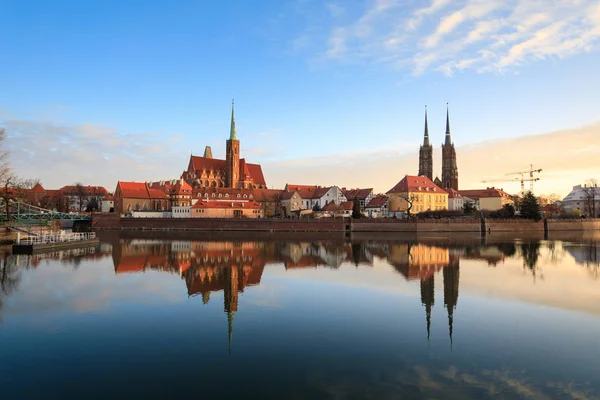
0, 129, 9, 184
582, 179, 598, 218
73, 182, 87, 212
0, 174, 28, 222
400, 194, 417, 218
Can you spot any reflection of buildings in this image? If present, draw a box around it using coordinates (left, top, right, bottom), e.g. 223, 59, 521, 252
386, 243, 460, 345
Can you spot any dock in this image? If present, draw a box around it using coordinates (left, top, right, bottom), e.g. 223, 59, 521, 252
12, 231, 100, 254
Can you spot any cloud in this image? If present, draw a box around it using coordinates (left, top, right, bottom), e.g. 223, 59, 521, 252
0, 118, 189, 191
263, 122, 600, 197
312, 0, 600, 75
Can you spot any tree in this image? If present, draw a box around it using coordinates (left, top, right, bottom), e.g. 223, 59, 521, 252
519, 191, 541, 220
400, 194, 416, 218
73, 182, 87, 212
352, 196, 362, 218
582, 179, 598, 218
85, 197, 99, 212
500, 203, 516, 218
312, 203, 321, 212
463, 201, 476, 215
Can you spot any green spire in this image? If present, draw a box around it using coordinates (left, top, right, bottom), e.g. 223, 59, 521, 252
229, 99, 237, 140
444, 103, 452, 146
423, 106, 430, 147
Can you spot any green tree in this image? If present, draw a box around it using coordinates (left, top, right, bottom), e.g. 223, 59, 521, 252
463, 201, 476, 215
500, 203, 516, 218
312, 203, 321, 212
519, 191, 541, 220
352, 196, 362, 218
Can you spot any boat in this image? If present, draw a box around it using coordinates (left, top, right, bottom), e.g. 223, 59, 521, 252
12, 231, 100, 254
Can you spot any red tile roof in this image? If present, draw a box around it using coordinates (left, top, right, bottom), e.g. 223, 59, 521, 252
117, 182, 151, 198
31, 183, 45, 192
252, 189, 285, 202
444, 188, 464, 199
322, 201, 353, 211
286, 184, 334, 199
60, 185, 109, 196
280, 191, 298, 200
343, 188, 373, 200
458, 187, 512, 200
386, 175, 444, 194
366, 195, 388, 208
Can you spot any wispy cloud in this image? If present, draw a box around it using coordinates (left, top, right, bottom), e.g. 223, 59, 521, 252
310, 0, 600, 75
1, 118, 188, 191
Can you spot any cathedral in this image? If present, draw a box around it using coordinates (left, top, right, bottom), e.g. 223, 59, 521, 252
418, 106, 459, 190
182, 101, 267, 189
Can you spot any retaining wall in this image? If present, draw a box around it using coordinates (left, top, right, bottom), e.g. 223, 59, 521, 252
91, 214, 600, 233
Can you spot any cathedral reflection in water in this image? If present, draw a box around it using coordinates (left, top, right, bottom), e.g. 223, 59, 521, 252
15, 233, 598, 350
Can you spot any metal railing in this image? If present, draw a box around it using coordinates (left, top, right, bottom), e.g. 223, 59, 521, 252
17, 231, 97, 246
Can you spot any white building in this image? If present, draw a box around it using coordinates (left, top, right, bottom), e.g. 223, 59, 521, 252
562, 184, 600, 216
365, 195, 389, 218
285, 184, 347, 210
172, 206, 191, 218
101, 196, 114, 213
445, 188, 467, 211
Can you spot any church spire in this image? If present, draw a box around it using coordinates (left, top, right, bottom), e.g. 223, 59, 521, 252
423, 106, 430, 147
444, 103, 452, 146
228, 310, 235, 355
229, 99, 237, 140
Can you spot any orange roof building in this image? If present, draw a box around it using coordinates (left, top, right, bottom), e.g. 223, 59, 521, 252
386, 175, 448, 214
182, 101, 267, 190
458, 187, 513, 211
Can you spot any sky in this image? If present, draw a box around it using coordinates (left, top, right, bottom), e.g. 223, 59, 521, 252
1, 0, 599, 197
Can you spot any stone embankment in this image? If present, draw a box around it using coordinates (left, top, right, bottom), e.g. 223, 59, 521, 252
92, 214, 600, 234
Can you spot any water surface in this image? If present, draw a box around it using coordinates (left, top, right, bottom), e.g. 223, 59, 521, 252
1, 231, 599, 399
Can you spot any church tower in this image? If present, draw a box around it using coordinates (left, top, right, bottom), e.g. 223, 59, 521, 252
418, 106, 433, 180
441, 105, 459, 190
226, 100, 240, 188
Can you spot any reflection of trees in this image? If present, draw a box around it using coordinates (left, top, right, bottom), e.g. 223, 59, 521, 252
496, 243, 517, 258
0, 254, 22, 321
351, 244, 362, 267
519, 242, 542, 280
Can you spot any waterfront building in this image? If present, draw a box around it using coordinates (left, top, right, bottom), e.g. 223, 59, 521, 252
561, 184, 600, 217
114, 181, 170, 214
365, 194, 389, 218
342, 188, 374, 211
284, 184, 346, 210
182, 101, 267, 190
386, 175, 448, 214
458, 187, 513, 211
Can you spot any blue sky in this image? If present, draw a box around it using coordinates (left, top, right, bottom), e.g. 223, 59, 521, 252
1, 0, 599, 196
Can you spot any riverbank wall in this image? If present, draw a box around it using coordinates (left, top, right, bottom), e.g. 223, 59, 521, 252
91, 214, 600, 234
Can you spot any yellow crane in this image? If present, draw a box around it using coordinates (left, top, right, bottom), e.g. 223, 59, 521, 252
506, 164, 542, 194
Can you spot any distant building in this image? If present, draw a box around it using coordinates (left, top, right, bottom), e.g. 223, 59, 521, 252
445, 188, 469, 211
190, 199, 263, 218
458, 187, 513, 211
562, 184, 600, 217
60, 185, 109, 211
342, 188, 374, 210
322, 200, 353, 218
101, 194, 114, 213
284, 184, 346, 210
182, 101, 267, 190
386, 175, 448, 215
114, 181, 170, 214
365, 195, 389, 218
280, 191, 303, 217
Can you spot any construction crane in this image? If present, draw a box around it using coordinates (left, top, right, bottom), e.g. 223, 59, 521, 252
506, 164, 542, 194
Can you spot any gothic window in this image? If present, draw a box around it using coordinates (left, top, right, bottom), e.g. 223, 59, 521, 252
212, 181, 217, 188
135, 202, 140, 211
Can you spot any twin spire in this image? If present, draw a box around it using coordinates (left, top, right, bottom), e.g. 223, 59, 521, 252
422, 104, 452, 147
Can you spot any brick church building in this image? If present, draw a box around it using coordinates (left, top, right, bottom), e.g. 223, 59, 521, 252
418, 105, 459, 190
182, 101, 267, 190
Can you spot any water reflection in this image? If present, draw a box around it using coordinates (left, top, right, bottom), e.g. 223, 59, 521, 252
1, 232, 600, 398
